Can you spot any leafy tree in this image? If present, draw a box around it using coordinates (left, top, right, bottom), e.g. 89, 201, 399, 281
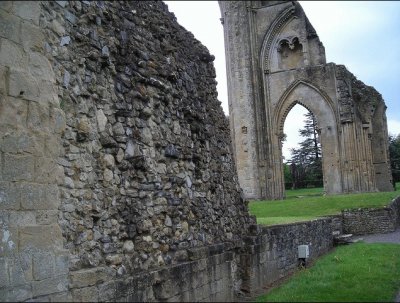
286, 111, 323, 188
389, 134, 400, 186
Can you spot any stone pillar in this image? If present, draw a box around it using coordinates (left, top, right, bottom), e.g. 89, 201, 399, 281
0, 2, 69, 301
219, 1, 261, 199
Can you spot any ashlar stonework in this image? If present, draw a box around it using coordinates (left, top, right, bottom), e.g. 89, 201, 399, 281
219, 1, 393, 200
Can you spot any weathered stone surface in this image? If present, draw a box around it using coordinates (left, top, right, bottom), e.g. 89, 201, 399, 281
0, 182, 20, 210
11, 1, 40, 25
0, 39, 28, 69
19, 225, 63, 251
36, 1, 254, 288
0, 10, 20, 44
20, 183, 60, 210
71, 286, 98, 302
70, 267, 115, 288
3, 154, 34, 182
3, 1, 385, 302
219, 1, 393, 199
8, 68, 40, 102
32, 275, 68, 298
32, 251, 54, 280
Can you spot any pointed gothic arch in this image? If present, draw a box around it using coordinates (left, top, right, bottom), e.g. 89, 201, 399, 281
273, 80, 342, 195
220, 1, 393, 199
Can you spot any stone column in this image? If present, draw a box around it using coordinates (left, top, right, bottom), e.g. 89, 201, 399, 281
219, 1, 261, 199
0, 2, 69, 301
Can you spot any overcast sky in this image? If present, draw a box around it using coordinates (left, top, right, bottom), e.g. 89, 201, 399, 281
164, 1, 400, 159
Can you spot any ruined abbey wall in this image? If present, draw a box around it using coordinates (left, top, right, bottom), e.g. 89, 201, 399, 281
0, 1, 257, 301
220, 1, 393, 200
0, 1, 395, 302
40, 0, 253, 275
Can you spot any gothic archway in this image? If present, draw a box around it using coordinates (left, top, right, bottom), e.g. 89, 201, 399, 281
273, 81, 343, 195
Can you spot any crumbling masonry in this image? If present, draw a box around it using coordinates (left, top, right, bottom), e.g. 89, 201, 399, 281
0, 1, 394, 302
219, 1, 393, 200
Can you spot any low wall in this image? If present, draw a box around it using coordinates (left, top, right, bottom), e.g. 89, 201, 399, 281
239, 218, 334, 294
65, 219, 336, 302
78, 200, 398, 302
68, 243, 238, 302
342, 197, 400, 235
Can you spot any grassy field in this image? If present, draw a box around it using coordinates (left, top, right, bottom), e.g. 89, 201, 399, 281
249, 184, 400, 226
256, 243, 400, 302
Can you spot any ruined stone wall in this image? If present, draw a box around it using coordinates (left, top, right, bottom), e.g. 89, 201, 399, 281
0, 1, 69, 301
0, 1, 256, 301
335, 65, 393, 193
342, 197, 400, 235
219, 0, 393, 200
240, 218, 334, 294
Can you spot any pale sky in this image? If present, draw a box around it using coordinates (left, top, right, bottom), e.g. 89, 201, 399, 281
164, 1, 400, 159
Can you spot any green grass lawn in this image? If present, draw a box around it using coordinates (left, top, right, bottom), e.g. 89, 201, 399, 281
256, 243, 400, 302
249, 184, 400, 226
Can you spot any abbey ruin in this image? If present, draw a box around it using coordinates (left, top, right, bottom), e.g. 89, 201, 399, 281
0, 1, 395, 302
220, 1, 393, 200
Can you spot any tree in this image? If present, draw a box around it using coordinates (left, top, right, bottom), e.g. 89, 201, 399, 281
287, 111, 323, 188
389, 134, 400, 187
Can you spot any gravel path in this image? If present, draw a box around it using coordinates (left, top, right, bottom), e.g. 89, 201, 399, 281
352, 228, 400, 244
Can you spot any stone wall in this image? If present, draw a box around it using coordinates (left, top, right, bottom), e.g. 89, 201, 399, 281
0, 1, 256, 301
342, 197, 400, 235
0, 1, 69, 301
0, 1, 396, 302
240, 218, 334, 294
40, 0, 254, 280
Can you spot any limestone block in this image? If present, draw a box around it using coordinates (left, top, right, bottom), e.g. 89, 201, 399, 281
11, 1, 40, 25
37, 79, 59, 106
8, 68, 40, 102
71, 286, 99, 302
44, 136, 64, 159
21, 21, 44, 52
27, 102, 50, 132
34, 157, 61, 184
54, 252, 69, 275
49, 107, 66, 135
0, 10, 20, 44
8, 211, 36, 226
32, 275, 68, 298
0, 65, 7, 96
3, 154, 34, 182
9, 255, 33, 285
0, 132, 44, 154
35, 210, 58, 225
32, 251, 54, 280
1, 283, 32, 301
69, 267, 115, 288
0, 97, 28, 130
28, 52, 55, 82
49, 291, 72, 302
0, 38, 28, 69
0, 257, 9, 287
0, 182, 21, 210
0, 1, 13, 12
19, 224, 63, 251
20, 183, 60, 210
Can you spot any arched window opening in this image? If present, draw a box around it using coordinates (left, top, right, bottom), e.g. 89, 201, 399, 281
282, 104, 323, 191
